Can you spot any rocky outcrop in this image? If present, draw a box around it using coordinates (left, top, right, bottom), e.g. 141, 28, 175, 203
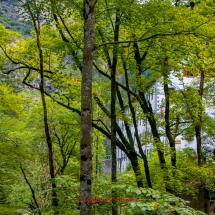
0, 0, 31, 34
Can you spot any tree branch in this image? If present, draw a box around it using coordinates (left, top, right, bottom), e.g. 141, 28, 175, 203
20, 164, 41, 215
95, 30, 207, 50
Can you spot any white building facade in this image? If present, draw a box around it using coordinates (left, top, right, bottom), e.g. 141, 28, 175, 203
116, 72, 215, 171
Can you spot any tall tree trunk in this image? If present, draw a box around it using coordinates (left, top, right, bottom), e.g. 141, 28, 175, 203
204, 188, 211, 214
93, 93, 145, 188
110, 9, 120, 215
196, 70, 204, 167
95, 136, 99, 179
124, 62, 152, 188
163, 71, 176, 167
25, 3, 59, 211
133, 42, 166, 168
39, 74, 59, 210
80, 0, 95, 214
195, 125, 203, 166
182, 70, 204, 167
129, 153, 145, 188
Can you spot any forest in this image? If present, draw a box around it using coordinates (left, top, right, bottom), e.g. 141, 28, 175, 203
0, 0, 215, 214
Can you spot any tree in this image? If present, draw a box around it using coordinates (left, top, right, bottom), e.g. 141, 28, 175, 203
1, 0, 215, 213
79, 0, 95, 214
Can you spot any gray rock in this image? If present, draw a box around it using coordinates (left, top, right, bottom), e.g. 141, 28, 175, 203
15, 209, 30, 215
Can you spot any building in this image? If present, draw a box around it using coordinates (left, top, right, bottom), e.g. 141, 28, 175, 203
116, 71, 215, 171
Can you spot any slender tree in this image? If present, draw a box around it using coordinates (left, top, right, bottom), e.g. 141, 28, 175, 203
24, 1, 59, 212
79, 0, 95, 214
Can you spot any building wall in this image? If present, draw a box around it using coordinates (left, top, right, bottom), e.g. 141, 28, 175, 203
116, 73, 214, 170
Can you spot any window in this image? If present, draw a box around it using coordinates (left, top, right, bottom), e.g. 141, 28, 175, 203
175, 140, 181, 145
183, 68, 196, 78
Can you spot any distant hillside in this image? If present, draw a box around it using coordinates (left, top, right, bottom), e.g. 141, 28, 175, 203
0, 0, 31, 34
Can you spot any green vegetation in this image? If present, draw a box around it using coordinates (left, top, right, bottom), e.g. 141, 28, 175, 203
0, 0, 215, 214
0, 1, 31, 35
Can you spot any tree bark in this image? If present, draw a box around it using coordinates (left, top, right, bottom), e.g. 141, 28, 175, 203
196, 70, 204, 167
129, 153, 145, 188
204, 188, 211, 214
80, 0, 95, 214
25, 2, 59, 211
94, 93, 145, 188
124, 62, 152, 188
95, 136, 99, 179
133, 42, 166, 168
110, 9, 120, 215
163, 71, 176, 167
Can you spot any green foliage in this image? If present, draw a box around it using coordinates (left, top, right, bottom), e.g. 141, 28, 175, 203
112, 184, 206, 215
0, 0, 32, 34
0, 84, 81, 213
0, 204, 25, 215
140, 150, 215, 197
1, 0, 215, 214
90, 172, 207, 215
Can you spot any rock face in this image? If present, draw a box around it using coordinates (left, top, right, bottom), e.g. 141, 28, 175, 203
0, 0, 31, 34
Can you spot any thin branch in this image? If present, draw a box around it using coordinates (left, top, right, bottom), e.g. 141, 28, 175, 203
22, 72, 40, 91
3, 66, 53, 75
104, 0, 114, 32
45, 91, 81, 115
93, 119, 111, 134
58, 14, 82, 50
92, 122, 132, 157
50, 2, 83, 72
170, 121, 191, 128
95, 7, 116, 16
116, 86, 134, 146
97, 28, 112, 67
69, 0, 83, 11
22, 69, 31, 84
93, 0, 99, 9
0, 46, 54, 74
22, 71, 81, 115
53, 13, 70, 43
93, 62, 137, 97
93, 62, 110, 78
20, 165, 41, 215
95, 31, 205, 50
